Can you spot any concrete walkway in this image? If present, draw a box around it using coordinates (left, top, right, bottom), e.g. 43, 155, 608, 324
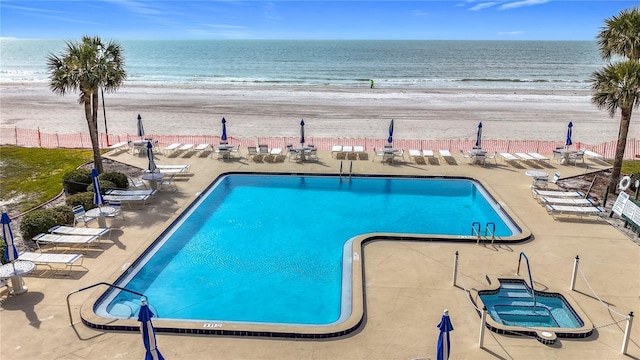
1, 149, 638, 360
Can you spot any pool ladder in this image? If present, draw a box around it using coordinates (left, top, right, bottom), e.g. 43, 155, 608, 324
339, 161, 353, 178
471, 222, 496, 244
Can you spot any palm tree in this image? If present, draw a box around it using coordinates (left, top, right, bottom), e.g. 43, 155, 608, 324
591, 61, 640, 194
47, 36, 126, 173
592, 8, 640, 194
597, 7, 640, 61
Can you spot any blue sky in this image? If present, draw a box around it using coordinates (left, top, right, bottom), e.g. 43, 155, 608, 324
1, 1, 638, 40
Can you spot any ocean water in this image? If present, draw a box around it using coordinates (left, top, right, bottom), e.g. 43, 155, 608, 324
1, 39, 605, 90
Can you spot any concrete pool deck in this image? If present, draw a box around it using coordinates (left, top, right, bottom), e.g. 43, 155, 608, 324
1, 150, 638, 360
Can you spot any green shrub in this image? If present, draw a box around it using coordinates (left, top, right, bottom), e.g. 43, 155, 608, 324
50, 205, 74, 225
85, 179, 117, 194
19, 206, 73, 241
65, 192, 96, 210
100, 172, 128, 189
62, 168, 92, 195
0, 237, 6, 264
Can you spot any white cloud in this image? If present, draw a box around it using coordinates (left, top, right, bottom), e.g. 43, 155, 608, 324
499, 0, 550, 10
497, 31, 524, 35
411, 9, 430, 16
469, 2, 499, 11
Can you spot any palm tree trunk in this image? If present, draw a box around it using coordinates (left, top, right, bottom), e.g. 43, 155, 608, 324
609, 107, 633, 194
87, 91, 104, 173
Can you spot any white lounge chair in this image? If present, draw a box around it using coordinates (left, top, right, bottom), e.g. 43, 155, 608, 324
103, 194, 152, 207
539, 197, 595, 206
584, 150, 604, 161
107, 189, 157, 196
178, 144, 194, 153
49, 225, 110, 238
439, 150, 454, 163
409, 149, 422, 163
156, 164, 190, 173
331, 145, 342, 158
268, 148, 283, 162
499, 152, 520, 165
546, 204, 603, 218
18, 251, 83, 274
515, 152, 536, 163
528, 152, 550, 163
163, 143, 182, 155
353, 145, 365, 159
33, 233, 99, 251
194, 143, 210, 152
532, 189, 585, 198
106, 141, 129, 155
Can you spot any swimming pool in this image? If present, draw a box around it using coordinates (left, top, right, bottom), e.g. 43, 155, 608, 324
91, 174, 524, 336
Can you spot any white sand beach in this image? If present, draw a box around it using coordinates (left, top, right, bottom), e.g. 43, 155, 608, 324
1, 83, 639, 144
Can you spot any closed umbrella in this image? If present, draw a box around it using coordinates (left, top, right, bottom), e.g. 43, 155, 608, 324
137, 114, 145, 140
565, 121, 573, 147
138, 299, 165, 360
2, 211, 18, 268
91, 169, 104, 208
475, 122, 483, 148
147, 141, 157, 173
387, 119, 394, 145
436, 309, 454, 360
2, 210, 26, 293
221, 117, 228, 144
300, 119, 305, 145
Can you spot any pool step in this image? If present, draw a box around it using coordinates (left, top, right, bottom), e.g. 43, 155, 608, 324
500, 291, 533, 299
501, 283, 529, 290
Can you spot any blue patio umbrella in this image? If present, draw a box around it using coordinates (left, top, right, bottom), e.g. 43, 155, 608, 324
221, 117, 228, 143
146, 141, 157, 173
436, 309, 454, 360
1, 211, 18, 267
387, 119, 394, 145
475, 122, 483, 148
138, 299, 165, 360
91, 169, 104, 208
300, 119, 305, 145
137, 114, 145, 139
565, 121, 573, 147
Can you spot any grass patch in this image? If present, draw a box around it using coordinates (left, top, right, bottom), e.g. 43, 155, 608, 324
0, 146, 93, 213
622, 161, 640, 175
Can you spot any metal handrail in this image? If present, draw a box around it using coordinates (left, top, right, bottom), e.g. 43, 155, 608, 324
472, 222, 482, 244
485, 222, 496, 244
66, 282, 146, 326
516, 252, 537, 309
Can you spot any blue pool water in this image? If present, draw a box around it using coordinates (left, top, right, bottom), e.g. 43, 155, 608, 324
96, 175, 520, 326
479, 281, 583, 328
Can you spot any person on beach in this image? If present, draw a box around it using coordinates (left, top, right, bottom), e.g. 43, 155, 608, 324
370, 79, 374, 88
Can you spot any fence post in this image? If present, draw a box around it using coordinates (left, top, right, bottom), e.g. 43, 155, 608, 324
622, 312, 634, 354
452, 251, 459, 286
570, 255, 579, 291
478, 307, 487, 348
